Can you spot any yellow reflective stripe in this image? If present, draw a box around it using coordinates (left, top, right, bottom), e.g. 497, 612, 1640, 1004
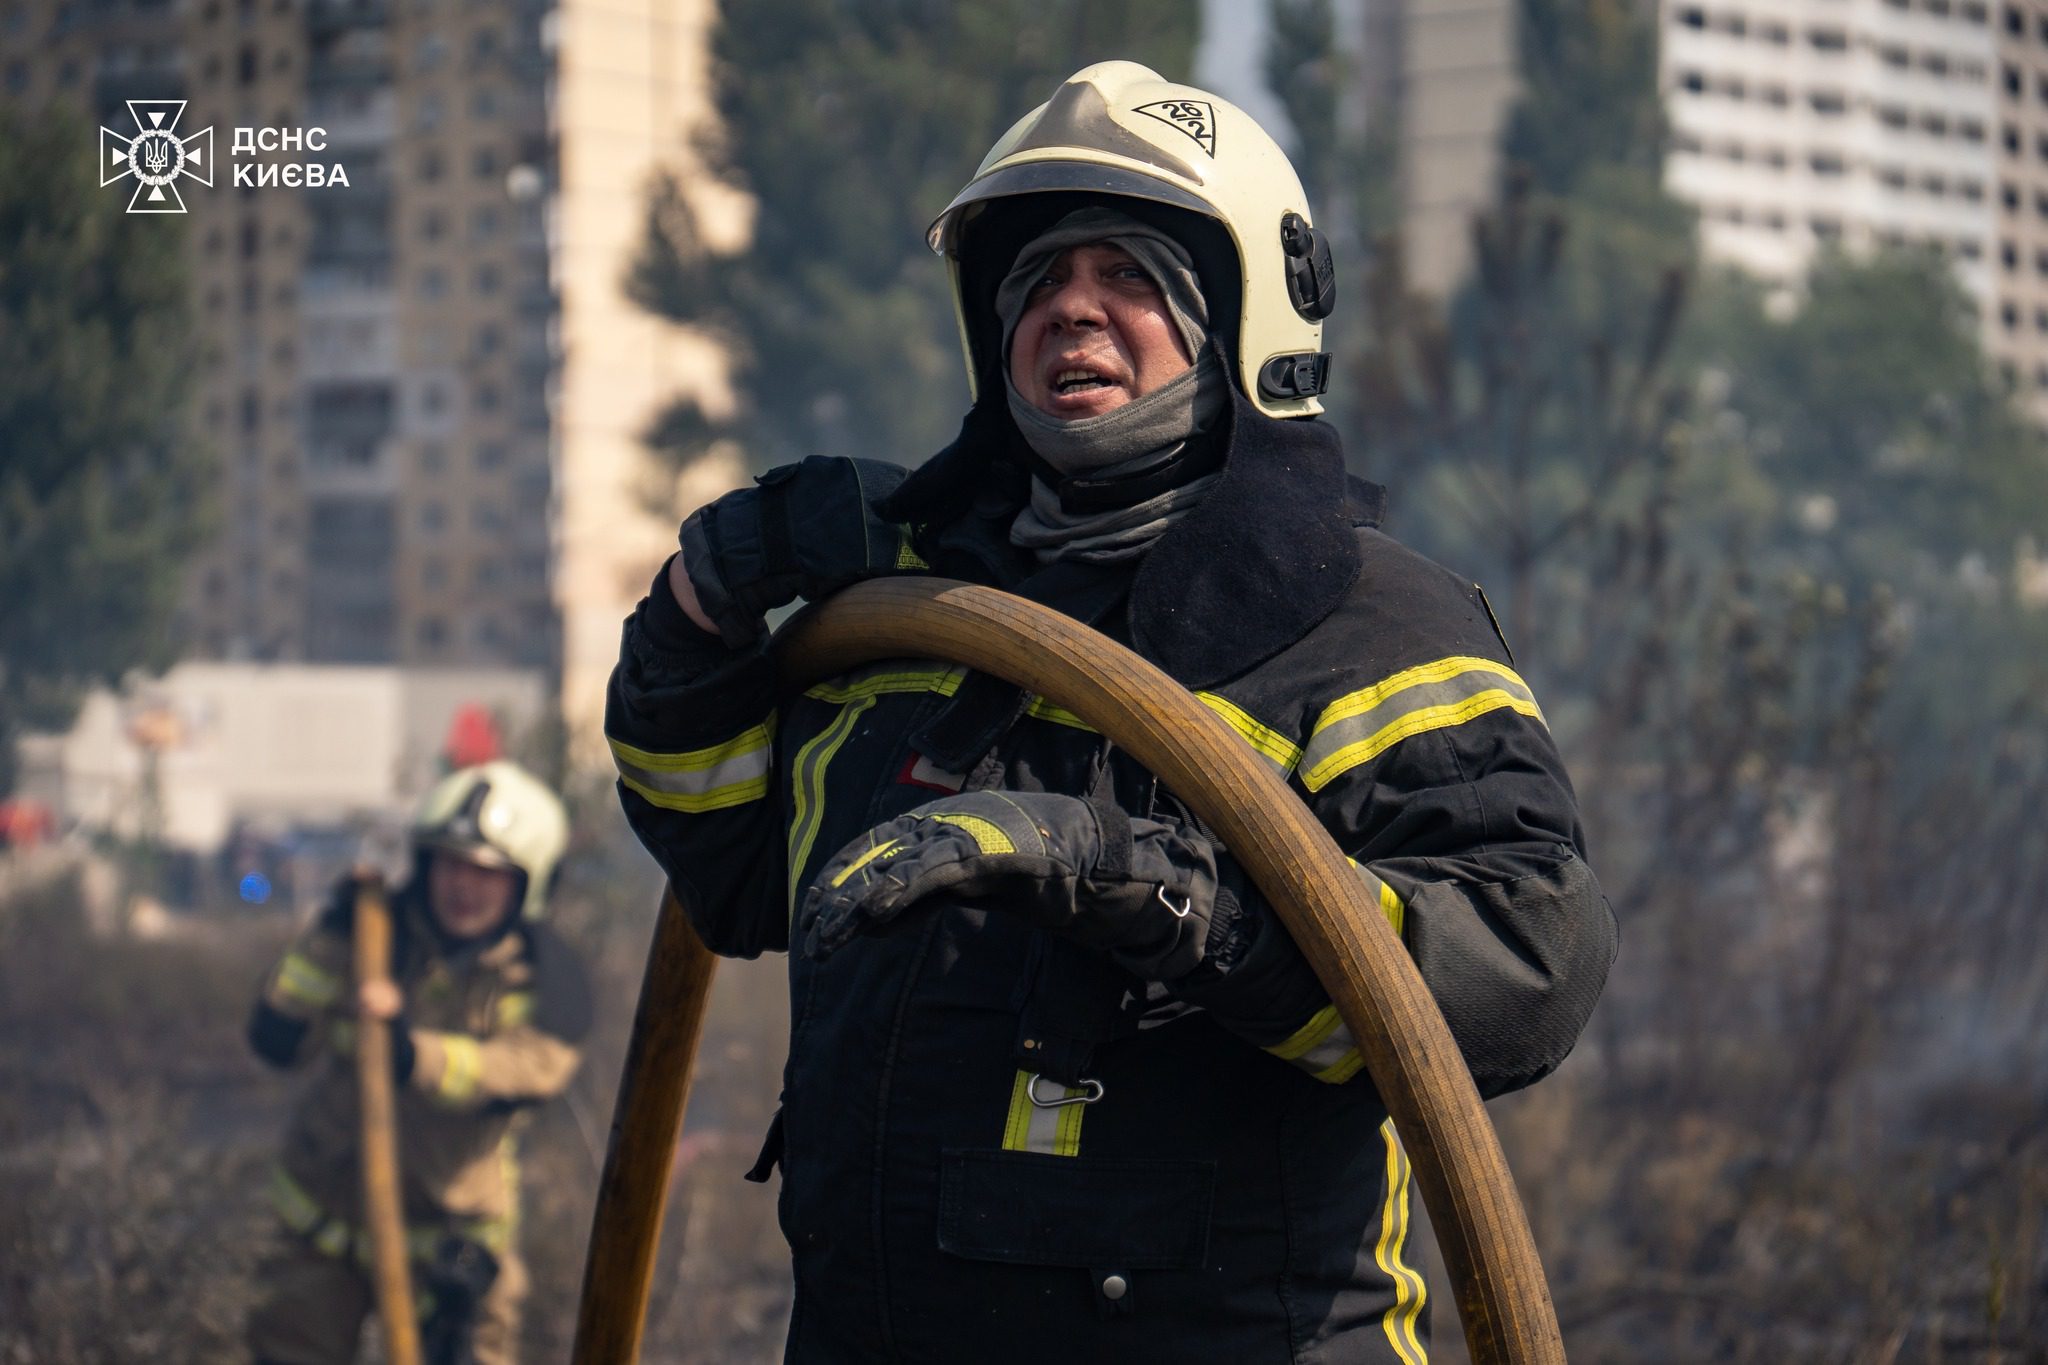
923, 812, 1014, 854
1303, 656, 1544, 792
495, 991, 535, 1030
1375, 1119, 1430, 1364
1267, 1003, 1344, 1062
1196, 692, 1303, 775
828, 835, 902, 888
433, 1034, 483, 1106
610, 722, 774, 813
1023, 696, 1096, 731
787, 695, 876, 911
1346, 859, 1408, 938
999, 1069, 1085, 1156
1313, 1047, 1368, 1085
805, 664, 964, 705
894, 531, 929, 570
276, 952, 341, 1008
272, 1164, 512, 1264
269, 1165, 324, 1233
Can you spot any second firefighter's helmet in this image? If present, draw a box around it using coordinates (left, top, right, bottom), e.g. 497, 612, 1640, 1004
927, 60, 1335, 419
412, 760, 569, 921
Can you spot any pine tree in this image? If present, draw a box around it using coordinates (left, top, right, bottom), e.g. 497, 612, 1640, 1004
629, 1, 1201, 478
0, 105, 212, 796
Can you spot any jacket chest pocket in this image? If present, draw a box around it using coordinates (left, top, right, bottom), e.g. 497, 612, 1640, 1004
937, 1148, 1215, 1270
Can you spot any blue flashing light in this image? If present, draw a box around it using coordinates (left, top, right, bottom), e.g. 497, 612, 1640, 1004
239, 872, 273, 904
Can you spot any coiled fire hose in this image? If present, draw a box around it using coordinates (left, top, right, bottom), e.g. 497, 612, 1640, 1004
354, 875, 424, 1365
572, 578, 1566, 1364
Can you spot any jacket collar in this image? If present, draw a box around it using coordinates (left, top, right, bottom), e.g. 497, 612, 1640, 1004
878, 380, 1378, 690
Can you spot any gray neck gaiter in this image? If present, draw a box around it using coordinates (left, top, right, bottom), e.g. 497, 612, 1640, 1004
996, 207, 1225, 561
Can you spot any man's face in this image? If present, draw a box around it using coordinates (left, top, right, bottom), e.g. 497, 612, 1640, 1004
1007, 242, 1194, 420
426, 849, 522, 941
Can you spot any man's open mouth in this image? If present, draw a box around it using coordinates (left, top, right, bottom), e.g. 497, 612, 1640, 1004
1053, 367, 1113, 394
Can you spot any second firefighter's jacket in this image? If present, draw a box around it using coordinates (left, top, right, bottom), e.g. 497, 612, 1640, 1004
606, 392, 1618, 1364
249, 884, 591, 1253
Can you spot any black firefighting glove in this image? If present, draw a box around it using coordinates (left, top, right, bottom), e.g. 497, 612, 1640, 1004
800, 790, 1236, 983
678, 455, 914, 648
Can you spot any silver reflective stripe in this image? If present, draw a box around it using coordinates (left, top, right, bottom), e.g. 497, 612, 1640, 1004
610, 722, 774, 813
1301, 656, 1543, 792
999, 1069, 1088, 1156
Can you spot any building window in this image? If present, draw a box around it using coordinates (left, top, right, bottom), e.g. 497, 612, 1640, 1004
2036, 248, 2048, 273
421, 503, 447, 532
1880, 166, 1909, 188
1960, 179, 1985, 202
1959, 119, 1986, 141
238, 42, 257, 83
1678, 5, 1705, 26
1922, 172, 1948, 196
2005, 65, 2023, 97
471, 146, 498, 179
1810, 215, 1843, 239
2003, 182, 2020, 209
1680, 69, 1706, 93
1878, 104, 1910, 129
1879, 44, 1910, 68
1926, 0, 1950, 15
1762, 84, 1790, 106
1807, 27, 1848, 50
421, 210, 445, 242
2002, 240, 2019, 268
2002, 302, 2019, 329
1921, 52, 1950, 77
2006, 4, 2023, 32
1957, 238, 1983, 261
1920, 111, 1950, 136
1963, 0, 1986, 21
1811, 151, 1847, 176
1811, 89, 1848, 114
1761, 20, 1790, 42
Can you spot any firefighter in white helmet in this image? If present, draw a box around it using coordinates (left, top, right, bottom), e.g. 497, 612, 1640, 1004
609, 61, 1614, 1361
245, 760, 589, 1365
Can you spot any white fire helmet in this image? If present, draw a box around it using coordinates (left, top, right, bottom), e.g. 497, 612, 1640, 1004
927, 60, 1336, 420
411, 760, 569, 921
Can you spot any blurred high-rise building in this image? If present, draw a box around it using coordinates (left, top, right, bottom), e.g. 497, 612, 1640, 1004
1660, 0, 2048, 410
0, 0, 734, 755
1663, 0, 1995, 291
1348, 0, 1521, 296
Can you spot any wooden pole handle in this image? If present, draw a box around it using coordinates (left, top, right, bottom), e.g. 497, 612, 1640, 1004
353, 876, 422, 1365
570, 887, 719, 1363
572, 577, 1566, 1364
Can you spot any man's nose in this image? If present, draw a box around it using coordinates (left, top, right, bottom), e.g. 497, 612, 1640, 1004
1045, 277, 1108, 330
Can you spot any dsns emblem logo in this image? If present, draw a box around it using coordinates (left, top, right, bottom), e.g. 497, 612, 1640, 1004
100, 99, 214, 213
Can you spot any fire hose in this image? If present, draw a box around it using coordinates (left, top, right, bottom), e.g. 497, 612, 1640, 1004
353, 875, 424, 1365
572, 578, 1566, 1364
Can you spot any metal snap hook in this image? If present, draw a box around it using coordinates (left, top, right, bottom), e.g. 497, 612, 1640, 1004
1156, 885, 1192, 918
1026, 1073, 1106, 1108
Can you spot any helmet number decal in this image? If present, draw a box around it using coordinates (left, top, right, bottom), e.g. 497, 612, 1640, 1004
1135, 100, 1217, 157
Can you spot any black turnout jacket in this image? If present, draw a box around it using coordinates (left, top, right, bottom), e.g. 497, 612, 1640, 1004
606, 389, 1617, 1364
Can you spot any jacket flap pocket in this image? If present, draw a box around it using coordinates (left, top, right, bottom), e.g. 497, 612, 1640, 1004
937, 1148, 1214, 1269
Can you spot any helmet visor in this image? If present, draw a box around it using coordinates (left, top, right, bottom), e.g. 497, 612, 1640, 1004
928, 160, 1216, 255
